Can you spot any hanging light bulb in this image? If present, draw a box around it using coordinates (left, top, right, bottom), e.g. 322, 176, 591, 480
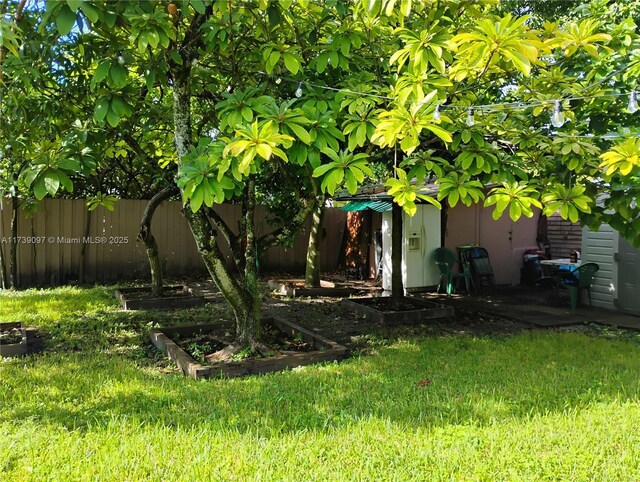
466, 107, 475, 127
628, 91, 638, 114
117, 51, 125, 65
551, 100, 564, 128
433, 104, 441, 121
295, 82, 303, 98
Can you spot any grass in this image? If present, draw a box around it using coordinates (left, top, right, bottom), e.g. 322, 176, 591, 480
2, 286, 640, 480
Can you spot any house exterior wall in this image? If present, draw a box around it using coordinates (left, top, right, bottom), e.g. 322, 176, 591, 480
581, 224, 619, 311
444, 204, 540, 285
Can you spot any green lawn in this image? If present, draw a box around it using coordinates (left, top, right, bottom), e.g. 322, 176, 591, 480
2, 287, 640, 480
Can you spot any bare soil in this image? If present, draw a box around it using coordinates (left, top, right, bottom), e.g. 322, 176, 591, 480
0, 327, 23, 345
262, 292, 531, 353
172, 320, 316, 364
173, 278, 533, 358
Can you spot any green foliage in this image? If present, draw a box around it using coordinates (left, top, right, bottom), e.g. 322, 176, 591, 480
86, 192, 118, 212
372, 93, 452, 154
450, 14, 543, 79
385, 168, 441, 216
223, 121, 294, 171
542, 184, 592, 222
19, 139, 79, 200
177, 140, 239, 212
484, 182, 543, 221
312, 149, 372, 195
437, 172, 485, 208
600, 138, 640, 177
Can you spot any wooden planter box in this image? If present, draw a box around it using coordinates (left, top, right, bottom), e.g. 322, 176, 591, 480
150, 316, 348, 380
268, 279, 356, 298
0, 322, 27, 358
115, 285, 206, 310
343, 296, 454, 324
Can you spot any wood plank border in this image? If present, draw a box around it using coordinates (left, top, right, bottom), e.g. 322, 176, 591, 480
342, 296, 454, 323
115, 285, 206, 310
150, 316, 348, 380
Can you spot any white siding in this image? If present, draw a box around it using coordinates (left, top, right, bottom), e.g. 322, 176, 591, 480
581, 225, 618, 310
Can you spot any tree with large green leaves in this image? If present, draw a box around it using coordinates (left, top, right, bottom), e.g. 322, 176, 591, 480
11, 0, 639, 351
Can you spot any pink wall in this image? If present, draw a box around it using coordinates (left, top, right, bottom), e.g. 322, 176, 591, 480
444, 204, 541, 285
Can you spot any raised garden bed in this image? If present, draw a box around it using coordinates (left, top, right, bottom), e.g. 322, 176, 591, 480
150, 316, 348, 379
343, 296, 454, 324
268, 278, 367, 298
115, 285, 206, 310
0, 322, 27, 358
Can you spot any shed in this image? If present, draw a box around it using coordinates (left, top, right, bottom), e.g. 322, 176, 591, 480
581, 225, 640, 315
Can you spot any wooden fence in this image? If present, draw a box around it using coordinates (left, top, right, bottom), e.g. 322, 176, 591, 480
0, 198, 347, 286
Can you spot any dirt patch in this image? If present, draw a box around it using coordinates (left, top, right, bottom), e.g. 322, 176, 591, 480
263, 291, 530, 352
172, 322, 315, 364
0, 326, 23, 345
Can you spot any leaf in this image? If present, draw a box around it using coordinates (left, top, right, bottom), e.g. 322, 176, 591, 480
93, 96, 110, 122
287, 123, 311, 144
190, 184, 205, 212
283, 53, 299, 74
106, 109, 120, 127
66, 0, 82, 12
191, 0, 206, 14
44, 172, 61, 195
56, 5, 77, 35
33, 178, 48, 201
79, 3, 99, 23
110, 64, 128, 88
93, 61, 111, 84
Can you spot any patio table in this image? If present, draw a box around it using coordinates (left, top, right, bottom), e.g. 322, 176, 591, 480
540, 258, 581, 269
540, 259, 582, 291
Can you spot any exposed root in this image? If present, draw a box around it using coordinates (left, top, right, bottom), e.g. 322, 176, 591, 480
204, 341, 280, 363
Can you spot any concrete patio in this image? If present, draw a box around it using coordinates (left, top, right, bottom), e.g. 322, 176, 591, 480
418, 285, 640, 331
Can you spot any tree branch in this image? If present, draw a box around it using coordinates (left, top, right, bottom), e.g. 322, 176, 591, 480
258, 195, 320, 253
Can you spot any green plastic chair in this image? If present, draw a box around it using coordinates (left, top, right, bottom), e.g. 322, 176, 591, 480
432, 247, 472, 296
560, 262, 600, 311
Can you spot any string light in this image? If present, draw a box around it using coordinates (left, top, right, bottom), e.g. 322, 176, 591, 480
466, 108, 475, 127
628, 91, 638, 114
551, 100, 564, 128
433, 104, 441, 121
117, 51, 125, 65
295, 81, 303, 98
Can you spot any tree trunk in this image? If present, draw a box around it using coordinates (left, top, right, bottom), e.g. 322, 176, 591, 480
138, 186, 179, 297
305, 198, 324, 288
172, 70, 261, 348
9, 195, 18, 289
236, 176, 261, 346
391, 202, 404, 303
183, 207, 260, 346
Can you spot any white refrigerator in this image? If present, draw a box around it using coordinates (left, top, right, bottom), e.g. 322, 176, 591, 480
381, 204, 441, 292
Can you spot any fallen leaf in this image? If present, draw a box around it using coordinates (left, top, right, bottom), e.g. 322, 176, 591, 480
417, 378, 432, 387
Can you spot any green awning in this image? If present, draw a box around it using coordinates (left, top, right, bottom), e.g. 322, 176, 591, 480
340, 200, 393, 212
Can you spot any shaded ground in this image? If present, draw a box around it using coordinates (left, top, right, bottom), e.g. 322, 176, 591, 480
144, 277, 640, 355
262, 294, 530, 353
